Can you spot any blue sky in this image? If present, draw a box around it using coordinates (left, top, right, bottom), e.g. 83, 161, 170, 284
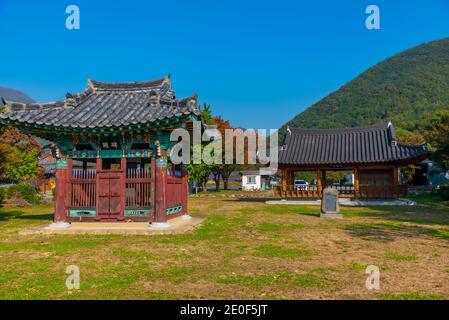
0, 0, 448, 129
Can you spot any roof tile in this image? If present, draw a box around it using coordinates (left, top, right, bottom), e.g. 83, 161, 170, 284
279, 123, 428, 165
0, 77, 199, 129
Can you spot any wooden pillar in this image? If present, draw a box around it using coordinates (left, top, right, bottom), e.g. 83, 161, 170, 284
290, 170, 296, 197
95, 158, 102, 219
392, 166, 399, 185
316, 168, 322, 196
281, 168, 287, 191
392, 166, 399, 198
150, 157, 156, 221
54, 158, 69, 223
120, 157, 127, 218
354, 166, 360, 198
154, 155, 168, 223
96, 158, 102, 171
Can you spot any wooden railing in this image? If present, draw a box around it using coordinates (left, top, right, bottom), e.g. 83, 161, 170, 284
331, 185, 355, 195
358, 184, 408, 199
69, 169, 97, 208
276, 184, 408, 199
125, 168, 151, 208
276, 185, 322, 199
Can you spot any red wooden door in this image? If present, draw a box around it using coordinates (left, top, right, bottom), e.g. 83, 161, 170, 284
98, 171, 123, 216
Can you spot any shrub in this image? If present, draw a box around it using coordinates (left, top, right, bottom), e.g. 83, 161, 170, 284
437, 186, 449, 201
6, 183, 42, 205
0, 187, 5, 206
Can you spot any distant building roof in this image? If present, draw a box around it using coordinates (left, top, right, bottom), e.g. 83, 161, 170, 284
37, 148, 55, 175
239, 169, 275, 176
239, 170, 261, 176
0, 75, 200, 130
279, 123, 428, 166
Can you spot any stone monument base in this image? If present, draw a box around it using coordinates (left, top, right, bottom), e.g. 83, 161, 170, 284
320, 213, 343, 219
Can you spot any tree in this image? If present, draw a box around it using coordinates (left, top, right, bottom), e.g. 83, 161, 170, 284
211, 166, 221, 191
4, 148, 41, 181
395, 128, 425, 145
186, 145, 214, 192
401, 165, 419, 184
201, 103, 214, 125
213, 116, 235, 190
0, 126, 42, 181
424, 110, 449, 170
185, 103, 219, 192
219, 164, 236, 190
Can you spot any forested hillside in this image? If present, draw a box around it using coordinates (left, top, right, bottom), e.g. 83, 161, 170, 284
279, 38, 449, 143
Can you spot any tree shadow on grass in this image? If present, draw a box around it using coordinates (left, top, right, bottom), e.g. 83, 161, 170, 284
345, 222, 445, 242
17, 213, 53, 221
0, 209, 52, 222
349, 205, 449, 228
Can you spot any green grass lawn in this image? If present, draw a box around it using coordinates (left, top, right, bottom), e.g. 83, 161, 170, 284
0, 198, 448, 300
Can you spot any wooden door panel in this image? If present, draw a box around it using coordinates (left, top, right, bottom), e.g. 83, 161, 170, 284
97, 171, 123, 216
98, 176, 110, 196
98, 197, 110, 214
109, 197, 121, 214
109, 176, 121, 196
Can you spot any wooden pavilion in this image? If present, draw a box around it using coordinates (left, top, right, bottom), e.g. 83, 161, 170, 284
0, 75, 199, 225
277, 123, 428, 199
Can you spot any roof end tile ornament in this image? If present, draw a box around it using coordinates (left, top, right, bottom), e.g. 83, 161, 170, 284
0, 98, 15, 113
87, 78, 96, 93
188, 93, 200, 115
0, 97, 8, 112
65, 93, 75, 109
387, 121, 397, 146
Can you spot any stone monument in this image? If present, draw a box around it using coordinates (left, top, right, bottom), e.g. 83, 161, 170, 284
320, 187, 342, 218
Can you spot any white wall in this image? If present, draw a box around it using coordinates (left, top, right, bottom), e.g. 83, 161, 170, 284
242, 175, 261, 191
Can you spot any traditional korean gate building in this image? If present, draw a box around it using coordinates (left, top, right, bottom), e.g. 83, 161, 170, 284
0, 76, 198, 226
277, 123, 428, 199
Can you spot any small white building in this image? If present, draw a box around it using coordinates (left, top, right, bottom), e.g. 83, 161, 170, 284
241, 172, 262, 191
240, 170, 276, 191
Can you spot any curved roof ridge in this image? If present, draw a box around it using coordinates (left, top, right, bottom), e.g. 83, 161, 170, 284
397, 142, 427, 148
290, 123, 389, 134
0, 75, 200, 129
173, 93, 200, 115
1, 98, 66, 112
88, 75, 169, 91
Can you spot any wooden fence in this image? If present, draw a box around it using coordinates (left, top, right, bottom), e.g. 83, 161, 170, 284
276, 184, 408, 199
125, 168, 152, 208
166, 170, 184, 210
69, 169, 97, 208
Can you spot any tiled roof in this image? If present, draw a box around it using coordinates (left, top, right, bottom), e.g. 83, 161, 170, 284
279, 123, 428, 166
39, 158, 56, 175
0, 75, 200, 129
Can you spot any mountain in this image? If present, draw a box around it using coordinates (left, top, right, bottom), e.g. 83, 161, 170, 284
0, 87, 51, 146
0, 86, 35, 104
279, 38, 449, 143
